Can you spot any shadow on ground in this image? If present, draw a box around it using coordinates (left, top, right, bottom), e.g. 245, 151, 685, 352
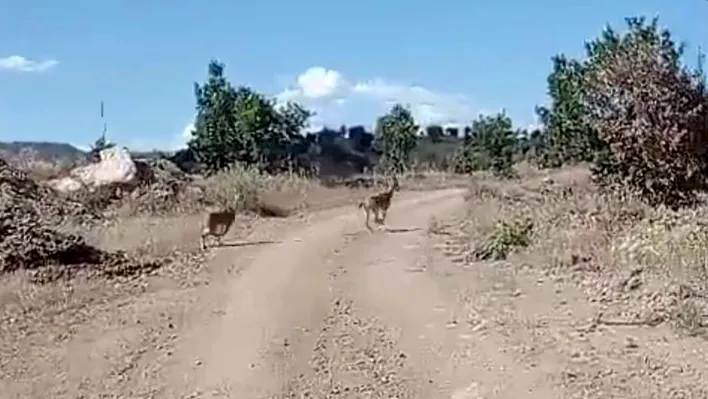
215, 240, 283, 248
383, 227, 423, 233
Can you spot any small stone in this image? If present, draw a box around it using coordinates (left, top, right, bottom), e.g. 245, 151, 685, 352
625, 337, 639, 349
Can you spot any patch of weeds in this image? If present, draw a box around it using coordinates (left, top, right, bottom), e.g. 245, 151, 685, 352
472, 218, 533, 261
674, 299, 707, 338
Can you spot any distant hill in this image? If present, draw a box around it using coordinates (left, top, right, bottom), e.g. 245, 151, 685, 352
0, 141, 172, 163
0, 141, 87, 161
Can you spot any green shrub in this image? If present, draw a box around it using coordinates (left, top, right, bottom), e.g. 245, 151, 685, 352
472, 218, 533, 261
584, 17, 708, 208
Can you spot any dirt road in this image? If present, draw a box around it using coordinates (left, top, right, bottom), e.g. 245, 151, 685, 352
154, 187, 570, 398
163, 188, 476, 398
4, 187, 706, 398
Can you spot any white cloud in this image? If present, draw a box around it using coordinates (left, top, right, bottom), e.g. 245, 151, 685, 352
167, 120, 195, 151
0, 55, 58, 73
181, 121, 195, 143
276, 66, 481, 130
295, 67, 344, 99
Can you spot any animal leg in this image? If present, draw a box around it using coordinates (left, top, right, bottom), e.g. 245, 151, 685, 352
377, 209, 390, 231
364, 207, 373, 231
374, 208, 384, 225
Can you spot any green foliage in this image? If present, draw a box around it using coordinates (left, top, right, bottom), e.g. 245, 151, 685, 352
453, 112, 518, 178
583, 17, 708, 207
472, 218, 533, 261
187, 61, 313, 175
534, 54, 605, 167
530, 16, 708, 209
514, 128, 549, 162
426, 125, 444, 143
374, 104, 419, 174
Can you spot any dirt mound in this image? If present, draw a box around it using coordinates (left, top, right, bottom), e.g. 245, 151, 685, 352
0, 158, 100, 225
0, 158, 164, 283
127, 158, 205, 214
62, 157, 205, 215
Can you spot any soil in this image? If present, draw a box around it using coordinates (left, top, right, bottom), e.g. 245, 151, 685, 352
1, 188, 706, 398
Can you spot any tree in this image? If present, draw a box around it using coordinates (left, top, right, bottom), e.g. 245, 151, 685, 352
187, 60, 312, 174
583, 16, 708, 207
445, 126, 459, 138
453, 112, 518, 178
187, 61, 240, 172
534, 54, 604, 167
374, 104, 419, 174
348, 125, 374, 152
426, 124, 444, 143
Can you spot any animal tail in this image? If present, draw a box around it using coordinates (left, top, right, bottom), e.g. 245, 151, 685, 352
357, 200, 365, 209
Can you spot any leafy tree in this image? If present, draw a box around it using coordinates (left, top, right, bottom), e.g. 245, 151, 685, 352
374, 104, 419, 174
187, 61, 239, 172
445, 126, 459, 138
453, 112, 518, 178
516, 128, 547, 160
426, 124, 444, 143
534, 54, 604, 167
187, 60, 312, 174
583, 17, 708, 207
348, 125, 374, 152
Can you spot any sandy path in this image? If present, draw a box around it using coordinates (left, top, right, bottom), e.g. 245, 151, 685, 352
162, 188, 467, 398
337, 199, 561, 398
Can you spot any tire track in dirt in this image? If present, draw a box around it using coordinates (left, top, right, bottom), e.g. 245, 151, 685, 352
272, 190, 468, 399
334, 192, 560, 398
292, 193, 573, 398
163, 188, 464, 398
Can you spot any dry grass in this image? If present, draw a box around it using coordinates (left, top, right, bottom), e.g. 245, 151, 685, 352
198, 164, 467, 217
6, 150, 464, 219
459, 164, 708, 337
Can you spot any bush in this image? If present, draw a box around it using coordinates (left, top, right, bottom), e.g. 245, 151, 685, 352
583, 17, 708, 208
453, 112, 518, 178
472, 218, 533, 261
373, 104, 419, 174
204, 163, 311, 217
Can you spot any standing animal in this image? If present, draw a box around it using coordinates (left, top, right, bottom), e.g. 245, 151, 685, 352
357, 176, 400, 231
200, 194, 241, 250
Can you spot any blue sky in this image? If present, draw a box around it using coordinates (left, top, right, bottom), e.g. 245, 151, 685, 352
0, 0, 706, 151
